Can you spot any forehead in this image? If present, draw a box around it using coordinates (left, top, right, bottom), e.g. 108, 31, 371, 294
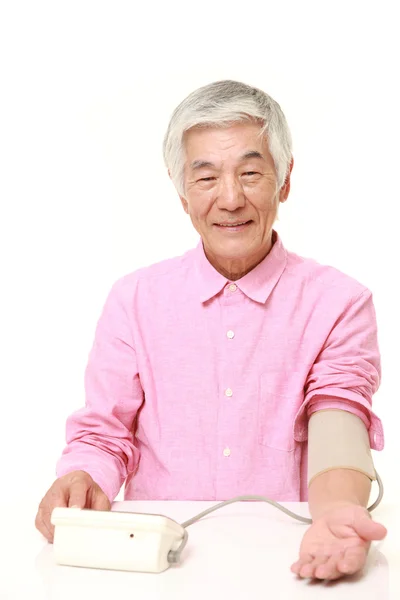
184, 122, 270, 164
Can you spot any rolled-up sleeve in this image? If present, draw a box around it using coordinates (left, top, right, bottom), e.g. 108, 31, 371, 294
56, 278, 143, 502
294, 289, 384, 450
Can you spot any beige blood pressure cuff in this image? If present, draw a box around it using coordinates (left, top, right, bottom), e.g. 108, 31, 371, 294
307, 409, 376, 486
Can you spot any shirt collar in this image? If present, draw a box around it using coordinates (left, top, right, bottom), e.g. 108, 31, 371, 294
194, 230, 288, 304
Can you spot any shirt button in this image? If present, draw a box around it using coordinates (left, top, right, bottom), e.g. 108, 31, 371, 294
223, 448, 231, 457
225, 388, 233, 397
227, 330, 235, 339
228, 284, 237, 292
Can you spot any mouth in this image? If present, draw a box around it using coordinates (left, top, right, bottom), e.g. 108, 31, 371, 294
214, 220, 252, 232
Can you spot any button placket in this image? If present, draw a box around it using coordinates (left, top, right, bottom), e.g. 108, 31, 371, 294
216, 285, 241, 491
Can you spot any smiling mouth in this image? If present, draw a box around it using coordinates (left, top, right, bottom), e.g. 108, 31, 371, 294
215, 220, 251, 228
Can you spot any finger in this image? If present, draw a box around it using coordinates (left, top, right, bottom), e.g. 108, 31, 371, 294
299, 561, 317, 579
300, 553, 331, 580
36, 491, 68, 542
35, 510, 54, 542
354, 515, 387, 542
315, 553, 344, 580
290, 561, 302, 575
67, 480, 89, 508
338, 546, 367, 575
91, 490, 111, 511
291, 553, 314, 575
298, 553, 322, 579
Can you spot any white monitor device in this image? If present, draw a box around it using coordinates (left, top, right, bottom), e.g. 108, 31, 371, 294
51, 507, 187, 573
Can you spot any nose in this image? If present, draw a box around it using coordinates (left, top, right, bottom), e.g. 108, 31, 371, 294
215, 175, 246, 211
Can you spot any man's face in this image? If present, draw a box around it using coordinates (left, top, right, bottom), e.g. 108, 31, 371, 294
180, 122, 292, 280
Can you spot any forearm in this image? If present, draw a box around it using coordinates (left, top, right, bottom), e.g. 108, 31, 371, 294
308, 468, 371, 521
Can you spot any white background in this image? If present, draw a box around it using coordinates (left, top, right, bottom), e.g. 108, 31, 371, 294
1, 1, 398, 512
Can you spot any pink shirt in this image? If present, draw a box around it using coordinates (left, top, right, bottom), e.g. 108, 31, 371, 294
56, 232, 384, 502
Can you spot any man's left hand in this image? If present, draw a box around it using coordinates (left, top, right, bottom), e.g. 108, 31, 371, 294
291, 504, 387, 580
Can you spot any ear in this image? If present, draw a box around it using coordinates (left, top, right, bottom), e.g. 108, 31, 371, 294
180, 195, 189, 214
279, 157, 294, 204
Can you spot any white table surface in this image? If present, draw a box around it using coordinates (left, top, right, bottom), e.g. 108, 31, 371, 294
2, 499, 399, 600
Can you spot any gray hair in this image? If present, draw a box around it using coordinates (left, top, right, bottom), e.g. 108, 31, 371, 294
163, 79, 293, 197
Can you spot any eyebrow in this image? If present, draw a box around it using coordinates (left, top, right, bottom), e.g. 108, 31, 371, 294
189, 150, 265, 171
240, 150, 265, 161
190, 159, 215, 170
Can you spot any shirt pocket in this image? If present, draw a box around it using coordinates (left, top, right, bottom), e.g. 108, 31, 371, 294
257, 373, 303, 452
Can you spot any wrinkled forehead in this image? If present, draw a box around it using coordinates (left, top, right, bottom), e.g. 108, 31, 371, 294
183, 122, 272, 170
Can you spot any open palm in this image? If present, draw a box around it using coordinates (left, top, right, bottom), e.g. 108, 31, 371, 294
291, 504, 387, 580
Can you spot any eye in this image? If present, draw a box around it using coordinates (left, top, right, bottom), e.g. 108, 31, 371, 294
198, 177, 215, 182
243, 171, 259, 176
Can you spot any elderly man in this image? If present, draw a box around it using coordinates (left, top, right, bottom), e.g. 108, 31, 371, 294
35, 80, 386, 580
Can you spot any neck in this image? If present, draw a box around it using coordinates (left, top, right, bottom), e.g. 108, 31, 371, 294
205, 233, 275, 281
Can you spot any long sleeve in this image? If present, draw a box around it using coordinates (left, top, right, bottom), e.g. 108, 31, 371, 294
294, 289, 384, 451
56, 278, 143, 502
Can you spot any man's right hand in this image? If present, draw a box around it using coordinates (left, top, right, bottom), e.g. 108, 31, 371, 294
35, 470, 111, 543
